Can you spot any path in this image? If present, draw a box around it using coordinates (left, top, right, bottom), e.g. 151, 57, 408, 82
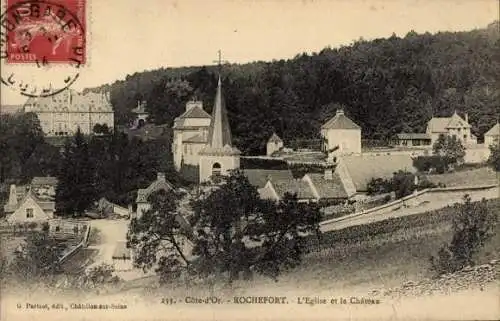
321, 186, 499, 233
86, 219, 153, 280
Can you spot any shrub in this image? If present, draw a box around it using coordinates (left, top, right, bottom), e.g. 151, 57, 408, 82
367, 177, 392, 195
430, 195, 498, 276
240, 157, 288, 170
413, 155, 456, 173
27, 222, 38, 230
416, 176, 439, 189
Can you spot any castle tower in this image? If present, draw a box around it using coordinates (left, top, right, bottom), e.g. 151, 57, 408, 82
198, 76, 240, 182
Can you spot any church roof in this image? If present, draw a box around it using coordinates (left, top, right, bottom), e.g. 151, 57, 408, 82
176, 105, 211, 120
321, 109, 361, 130
267, 133, 283, 143
199, 77, 240, 156
485, 122, 500, 136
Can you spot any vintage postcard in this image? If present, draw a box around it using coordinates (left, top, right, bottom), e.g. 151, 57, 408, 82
1, 0, 499, 320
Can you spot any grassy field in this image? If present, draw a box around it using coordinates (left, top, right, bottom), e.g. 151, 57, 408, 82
424, 166, 498, 187
114, 198, 500, 298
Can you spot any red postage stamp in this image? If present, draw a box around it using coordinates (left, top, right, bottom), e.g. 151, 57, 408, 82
4, 0, 86, 64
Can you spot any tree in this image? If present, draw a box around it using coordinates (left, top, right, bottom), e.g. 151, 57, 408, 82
127, 170, 322, 284
488, 143, 500, 172
430, 195, 497, 275
391, 170, 417, 199
191, 170, 321, 282
0, 112, 45, 183
127, 188, 192, 284
432, 134, 466, 164
8, 231, 62, 280
55, 128, 97, 216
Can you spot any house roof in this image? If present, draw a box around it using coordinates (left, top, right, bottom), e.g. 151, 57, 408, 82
485, 122, 500, 137
31, 176, 58, 186
136, 173, 174, 203
258, 185, 278, 200
339, 154, 417, 192
321, 109, 361, 130
24, 88, 113, 113
427, 112, 471, 133
396, 133, 431, 140
182, 134, 208, 144
272, 179, 316, 200
306, 173, 348, 199
6, 189, 55, 214
243, 169, 294, 188
268, 133, 283, 144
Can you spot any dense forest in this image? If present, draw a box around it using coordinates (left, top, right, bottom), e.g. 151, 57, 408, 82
89, 22, 500, 155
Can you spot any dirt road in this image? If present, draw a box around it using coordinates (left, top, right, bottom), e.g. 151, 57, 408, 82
321, 186, 499, 233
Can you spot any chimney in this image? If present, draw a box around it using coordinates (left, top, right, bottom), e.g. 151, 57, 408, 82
7, 184, 18, 208
465, 113, 468, 124
186, 100, 203, 111
336, 109, 344, 116
324, 166, 333, 180
157, 172, 166, 181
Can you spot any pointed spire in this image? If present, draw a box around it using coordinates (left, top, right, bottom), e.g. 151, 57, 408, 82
206, 76, 233, 148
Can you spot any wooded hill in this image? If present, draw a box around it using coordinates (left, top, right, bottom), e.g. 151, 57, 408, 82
88, 22, 500, 155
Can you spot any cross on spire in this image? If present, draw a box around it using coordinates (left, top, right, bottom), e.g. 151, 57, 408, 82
213, 50, 229, 75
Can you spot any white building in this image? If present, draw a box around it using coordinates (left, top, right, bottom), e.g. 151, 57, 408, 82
484, 121, 499, 148
172, 100, 212, 170
266, 133, 284, 156
320, 109, 362, 158
23, 89, 114, 136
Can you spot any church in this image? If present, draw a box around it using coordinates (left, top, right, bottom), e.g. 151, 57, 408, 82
172, 76, 241, 183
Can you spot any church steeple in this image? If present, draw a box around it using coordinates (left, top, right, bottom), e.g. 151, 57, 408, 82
207, 76, 233, 149
199, 51, 240, 156
198, 51, 240, 183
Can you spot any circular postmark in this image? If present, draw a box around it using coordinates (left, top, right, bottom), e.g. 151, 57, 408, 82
1, 0, 86, 97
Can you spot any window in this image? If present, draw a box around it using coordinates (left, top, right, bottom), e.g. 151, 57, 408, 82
184, 145, 187, 154
26, 208, 34, 218
212, 163, 222, 177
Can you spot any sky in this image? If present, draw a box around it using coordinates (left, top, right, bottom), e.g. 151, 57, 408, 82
1, 0, 498, 105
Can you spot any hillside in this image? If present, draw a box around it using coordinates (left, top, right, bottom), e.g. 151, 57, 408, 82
89, 21, 500, 155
